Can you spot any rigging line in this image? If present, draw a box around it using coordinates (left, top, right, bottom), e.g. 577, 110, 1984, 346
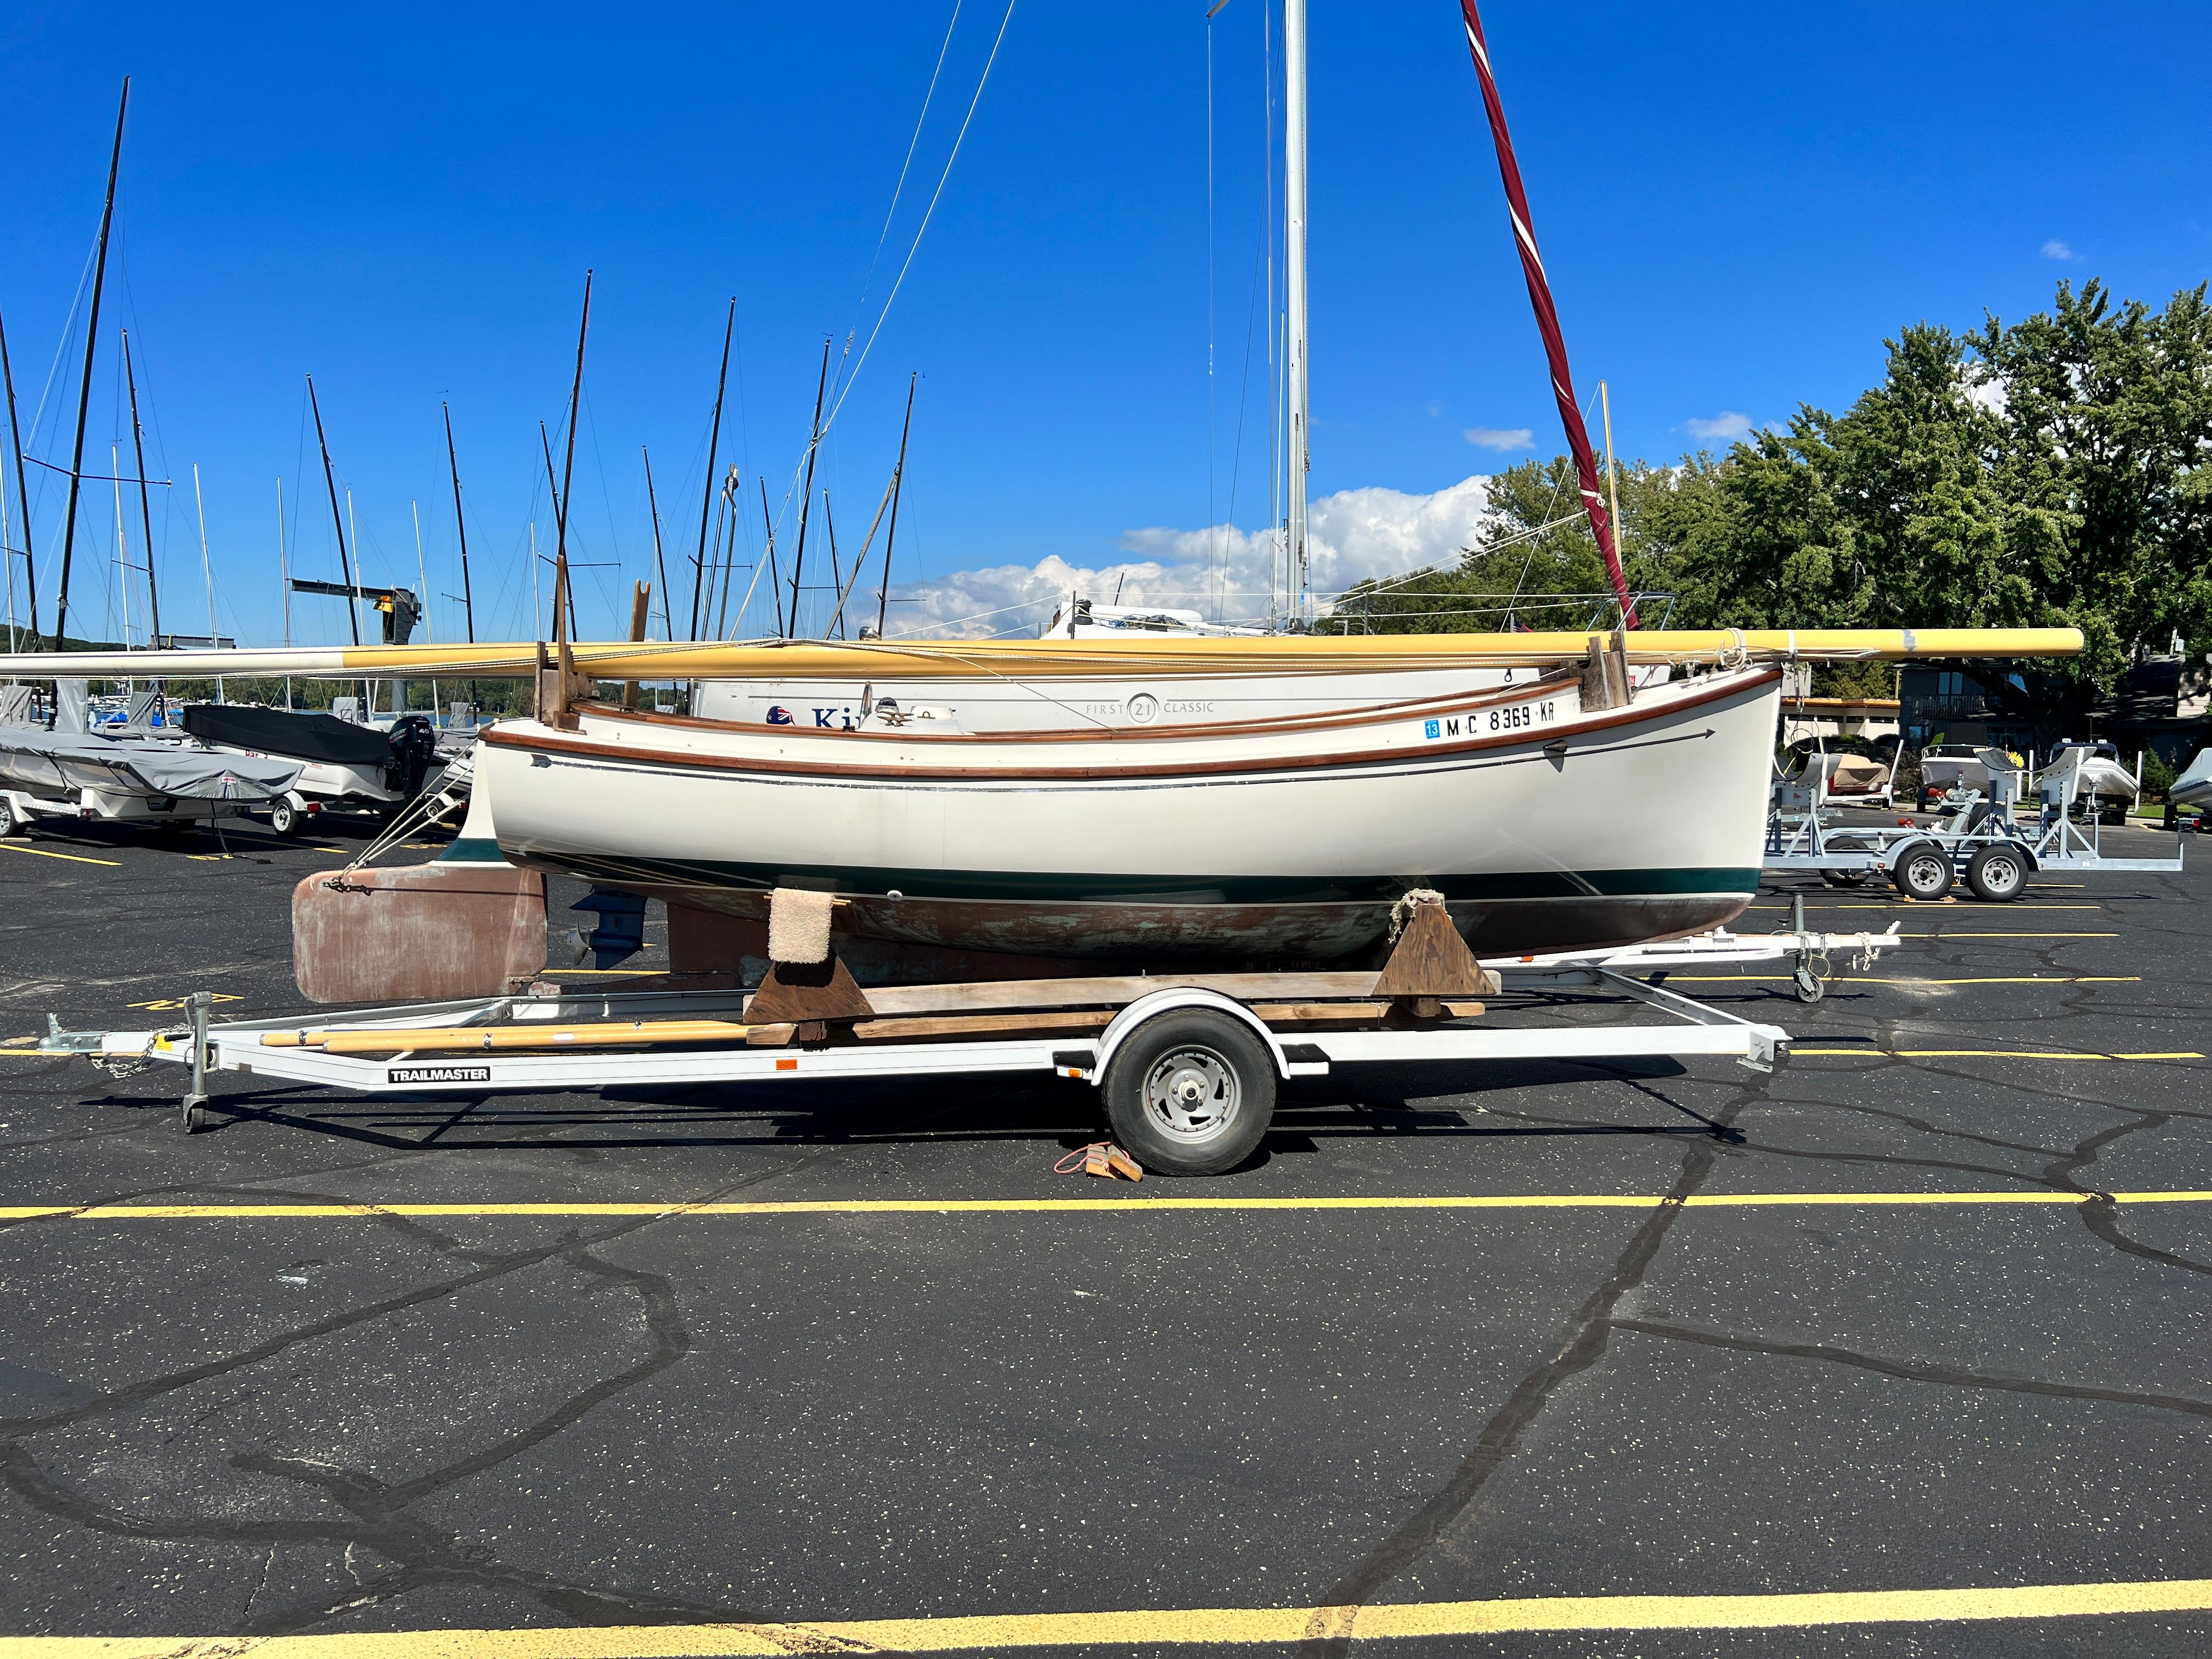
25, 228, 103, 467
819, 0, 1018, 441
1222, 159, 1268, 620
832, 0, 966, 407
882, 595, 1054, 635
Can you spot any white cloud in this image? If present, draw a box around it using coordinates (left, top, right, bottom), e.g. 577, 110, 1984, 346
1960, 373, 2007, 416
2041, 238, 2074, 261
1463, 425, 1533, 452
1684, 411, 1754, 440
888, 475, 1494, 637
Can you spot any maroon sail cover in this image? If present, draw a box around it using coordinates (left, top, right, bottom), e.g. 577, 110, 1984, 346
1457, 0, 1635, 623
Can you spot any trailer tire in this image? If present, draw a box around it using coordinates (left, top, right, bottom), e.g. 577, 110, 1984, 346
1892, 839, 1955, 901
268, 799, 299, 837
1101, 1009, 1277, 1176
1965, 844, 2028, 902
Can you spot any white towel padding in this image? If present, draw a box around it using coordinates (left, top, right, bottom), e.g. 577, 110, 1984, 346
768, 887, 836, 963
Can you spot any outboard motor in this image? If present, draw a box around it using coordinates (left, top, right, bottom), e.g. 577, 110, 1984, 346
385, 715, 440, 801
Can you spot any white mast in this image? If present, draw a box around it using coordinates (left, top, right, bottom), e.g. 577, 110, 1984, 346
112, 444, 132, 649
1283, 0, 1310, 624
193, 463, 223, 700
276, 476, 291, 708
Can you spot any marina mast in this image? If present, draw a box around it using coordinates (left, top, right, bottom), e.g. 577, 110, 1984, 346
52, 77, 129, 651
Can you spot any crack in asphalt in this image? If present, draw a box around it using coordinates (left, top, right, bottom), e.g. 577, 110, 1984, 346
1299, 1085, 1756, 1656
0, 1133, 919, 1643
1608, 1318, 2212, 1419
1304, 892, 2209, 1650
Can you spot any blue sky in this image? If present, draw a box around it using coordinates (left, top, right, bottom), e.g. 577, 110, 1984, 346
2, 2, 2208, 646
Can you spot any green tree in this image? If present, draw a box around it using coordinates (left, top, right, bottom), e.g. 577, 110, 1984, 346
1973, 280, 2212, 684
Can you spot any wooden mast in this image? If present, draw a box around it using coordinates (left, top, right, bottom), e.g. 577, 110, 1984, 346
690, 298, 735, 642
53, 77, 129, 650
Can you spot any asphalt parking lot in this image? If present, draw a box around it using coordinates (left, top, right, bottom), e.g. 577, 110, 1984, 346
1, 810, 2207, 1655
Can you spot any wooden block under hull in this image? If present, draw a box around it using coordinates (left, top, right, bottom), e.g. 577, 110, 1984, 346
292, 864, 548, 1004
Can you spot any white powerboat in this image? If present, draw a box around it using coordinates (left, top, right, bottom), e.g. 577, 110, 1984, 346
181, 704, 448, 833
1918, 742, 2004, 793
2041, 741, 2139, 806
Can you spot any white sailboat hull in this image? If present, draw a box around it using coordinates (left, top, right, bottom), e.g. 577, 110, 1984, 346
478, 666, 1782, 963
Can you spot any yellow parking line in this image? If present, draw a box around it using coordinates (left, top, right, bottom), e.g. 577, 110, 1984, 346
1754, 932, 2123, 941
0, 842, 120, 867
5, 1576, 2208, 1653
3, 1190, 2206, 1222
1793, 1048, 2199, 1062
1749, 903, 2103, 911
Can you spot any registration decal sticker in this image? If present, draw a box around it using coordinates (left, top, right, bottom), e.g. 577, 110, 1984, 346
1424, 696, 1564, 741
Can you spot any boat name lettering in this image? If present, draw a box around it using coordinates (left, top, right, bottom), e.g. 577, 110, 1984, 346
1423, 698, 1560, 741
1161, 699, 1216, 716
388, 1064, 492, 1084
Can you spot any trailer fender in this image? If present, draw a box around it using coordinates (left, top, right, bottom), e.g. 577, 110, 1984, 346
1090, 988, 1328, 1085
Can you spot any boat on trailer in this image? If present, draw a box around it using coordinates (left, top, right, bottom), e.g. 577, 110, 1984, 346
478, 658, 1782, 963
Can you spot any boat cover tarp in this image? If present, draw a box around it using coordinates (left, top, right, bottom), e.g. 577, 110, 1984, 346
183, 704, 392, 768
2172, 749, 2212, 810
0, 729, 302, 801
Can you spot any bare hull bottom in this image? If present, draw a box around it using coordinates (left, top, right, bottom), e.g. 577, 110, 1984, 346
508, 853, 1754, 964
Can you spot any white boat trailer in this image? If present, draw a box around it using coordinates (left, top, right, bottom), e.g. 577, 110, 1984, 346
1765, 764, 2184, 901
1, 785, 261, 837
43, 926, 1900, 1175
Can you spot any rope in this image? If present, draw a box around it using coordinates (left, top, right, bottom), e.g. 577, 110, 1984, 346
1389, 887, 1446, 941
819, 0, 1019, 443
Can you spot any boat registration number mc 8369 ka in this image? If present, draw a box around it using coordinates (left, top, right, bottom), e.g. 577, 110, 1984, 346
1421, 696, 1563, 742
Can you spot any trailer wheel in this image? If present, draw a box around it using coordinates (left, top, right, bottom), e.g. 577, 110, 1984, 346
1820, 869, 1869, 888
268, 799, 299, 837
1102, 1009, 1276, 1176
1965, 844, 2028, 902
1892, 839, 1955, 901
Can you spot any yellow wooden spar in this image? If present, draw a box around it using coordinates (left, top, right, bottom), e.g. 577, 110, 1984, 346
0, 627, 2084, 681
